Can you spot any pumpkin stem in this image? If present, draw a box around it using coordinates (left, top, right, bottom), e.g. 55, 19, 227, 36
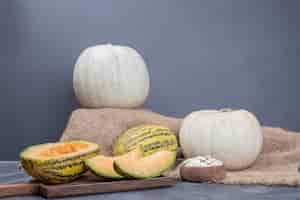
17, 162, 24, 171
219, 108, 233, 112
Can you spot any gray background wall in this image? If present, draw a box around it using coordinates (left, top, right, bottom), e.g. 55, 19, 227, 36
1, 0, 299, 160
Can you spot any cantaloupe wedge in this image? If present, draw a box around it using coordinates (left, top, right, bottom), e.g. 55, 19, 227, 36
114, 150, 176, 179
85, 147, 142, 179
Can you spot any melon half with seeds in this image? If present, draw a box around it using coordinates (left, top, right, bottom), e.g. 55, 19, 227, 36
85, 147, 143, 179
114, 150, 176, 179
20, 140, 100, 184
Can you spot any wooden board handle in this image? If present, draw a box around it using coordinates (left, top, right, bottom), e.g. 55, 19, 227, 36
0, 183, 40, 198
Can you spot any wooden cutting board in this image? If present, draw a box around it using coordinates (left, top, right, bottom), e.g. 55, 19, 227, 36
0, 173, 177, 198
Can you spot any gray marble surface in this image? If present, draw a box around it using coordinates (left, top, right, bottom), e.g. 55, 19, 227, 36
1, 161, 299, 200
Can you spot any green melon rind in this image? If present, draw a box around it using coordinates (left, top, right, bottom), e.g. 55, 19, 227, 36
113, 163, 135, 179
21, 150, 99, 184
113, 151, 176, 179
113, 125, 178, 156
20, 141, 100, 184
84, 159, 124, 180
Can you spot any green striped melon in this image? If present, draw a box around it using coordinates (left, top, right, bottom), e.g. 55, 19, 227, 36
113, 125, 178, 156
20, 140, 100, 184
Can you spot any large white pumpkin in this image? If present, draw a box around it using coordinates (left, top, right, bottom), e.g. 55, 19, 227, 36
179, 109, 263, 170
73, 44, 150, 108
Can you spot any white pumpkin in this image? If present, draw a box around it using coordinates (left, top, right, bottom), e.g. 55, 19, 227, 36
179, 109, 263, 170
73, 44, 150, 108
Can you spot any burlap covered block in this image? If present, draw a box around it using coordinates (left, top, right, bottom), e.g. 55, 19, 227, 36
61, 108, 300, 186
60, 108, 181, 156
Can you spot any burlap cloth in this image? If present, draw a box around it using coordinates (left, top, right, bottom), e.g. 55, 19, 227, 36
61, 108, 300, 186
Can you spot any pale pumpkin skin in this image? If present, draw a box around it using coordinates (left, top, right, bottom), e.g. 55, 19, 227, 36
179, 109, 263, 170
73, 44, 150, 108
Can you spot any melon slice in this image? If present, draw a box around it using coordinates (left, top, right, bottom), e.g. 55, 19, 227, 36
114, 150, 176, 179
85, 147, 142, 179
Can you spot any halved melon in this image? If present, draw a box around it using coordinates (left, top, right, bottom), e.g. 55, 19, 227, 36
114, 150, 176, 179
85, 147, 142, 179
20, 140, 100, 184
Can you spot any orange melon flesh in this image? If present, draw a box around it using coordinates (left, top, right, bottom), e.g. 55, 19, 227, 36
85, 147, 142, 179
39, 142, 89, 157
22, 141, 99, 160
114, 150, 176, 179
